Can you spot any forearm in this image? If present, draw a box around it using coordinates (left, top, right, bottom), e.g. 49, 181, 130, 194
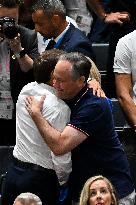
25, 96, 87, 154
32, 111, 63, 154
17, 54, 34, 72
86, 0, 130, 24
118, 95, 136, 128
9, 34, 36, 72
86, 0, 106, 20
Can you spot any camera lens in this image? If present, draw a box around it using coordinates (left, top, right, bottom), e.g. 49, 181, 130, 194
0, 17, 18, 39
3, 22, 18, 39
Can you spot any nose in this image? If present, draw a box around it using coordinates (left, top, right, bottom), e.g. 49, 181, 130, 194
96, 191, 102, 199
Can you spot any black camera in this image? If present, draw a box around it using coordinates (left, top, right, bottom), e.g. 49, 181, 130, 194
0, 17, 18, 39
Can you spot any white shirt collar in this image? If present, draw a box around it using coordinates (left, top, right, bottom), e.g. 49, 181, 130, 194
54, 21, 70, 43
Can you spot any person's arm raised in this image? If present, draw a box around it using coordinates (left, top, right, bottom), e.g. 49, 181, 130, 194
86, 0, 130, 24
9, 34, 34, 72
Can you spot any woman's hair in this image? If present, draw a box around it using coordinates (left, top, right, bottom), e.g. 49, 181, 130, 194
85, 56, 101, 84
13, 192, 42, 205
79, 175, 118, 205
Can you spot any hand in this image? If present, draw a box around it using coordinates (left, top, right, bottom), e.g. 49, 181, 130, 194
105, 12, 130, 24
8, 34, 22, 53
25, 96, 45, 117
88, 79, 106, 98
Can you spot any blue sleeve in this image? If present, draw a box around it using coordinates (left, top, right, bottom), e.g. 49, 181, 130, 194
69, 98, 114, 137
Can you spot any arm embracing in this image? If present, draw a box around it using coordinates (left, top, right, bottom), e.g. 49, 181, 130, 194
25, 96, 87, 155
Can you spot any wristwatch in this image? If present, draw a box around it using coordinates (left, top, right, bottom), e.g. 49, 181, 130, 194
14, 48, 26, 58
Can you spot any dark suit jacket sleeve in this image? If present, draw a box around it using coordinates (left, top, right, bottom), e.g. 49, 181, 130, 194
18, 25, 39, 59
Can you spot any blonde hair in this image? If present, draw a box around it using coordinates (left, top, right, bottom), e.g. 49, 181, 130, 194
79, 175, 118, 205
86, 56, 101, 84
13, 192, 42, 205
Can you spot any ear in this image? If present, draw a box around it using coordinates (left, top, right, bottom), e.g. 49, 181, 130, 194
80, 76, 86, 83
51, 14, 60, 26
78, 76, 86, 85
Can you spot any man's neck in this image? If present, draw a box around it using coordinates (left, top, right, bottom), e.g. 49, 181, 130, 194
54, 21, 68, 39
65, 84, 88, 108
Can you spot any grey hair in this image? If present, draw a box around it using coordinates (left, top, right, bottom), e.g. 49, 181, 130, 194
58, 52, 91, 81
14, 192, 42, 205
32, 0, 66, 18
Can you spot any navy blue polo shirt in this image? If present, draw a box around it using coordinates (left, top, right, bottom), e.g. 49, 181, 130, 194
66, 85, 134, 201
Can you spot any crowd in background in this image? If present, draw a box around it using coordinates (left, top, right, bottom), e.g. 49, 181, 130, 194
0, 0, 136, 205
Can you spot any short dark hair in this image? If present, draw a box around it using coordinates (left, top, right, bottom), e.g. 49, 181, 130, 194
58, 52, 92, 81
0, 0, 20, 7
32, 0, 66, 18
33, 49, 66, 84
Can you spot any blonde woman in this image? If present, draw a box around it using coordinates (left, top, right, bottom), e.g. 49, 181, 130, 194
79, 175, 118, 205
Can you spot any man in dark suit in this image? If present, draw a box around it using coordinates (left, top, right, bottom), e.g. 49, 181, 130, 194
31, 0, 95, 60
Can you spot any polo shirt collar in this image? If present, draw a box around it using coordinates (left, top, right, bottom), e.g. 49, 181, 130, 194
66, 84, 88, 108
